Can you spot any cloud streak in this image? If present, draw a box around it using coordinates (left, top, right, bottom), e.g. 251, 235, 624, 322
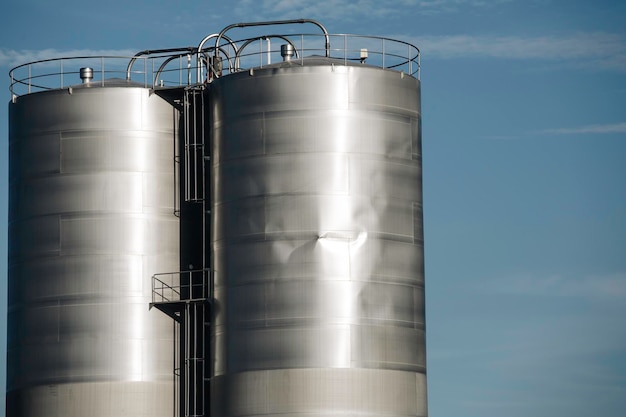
233, 0, 512, 21
543, 122, 626, 135
414, 32, 626, 71
489, 272, 626, 298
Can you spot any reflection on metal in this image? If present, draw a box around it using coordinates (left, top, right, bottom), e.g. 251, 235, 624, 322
7, 18, 425, 417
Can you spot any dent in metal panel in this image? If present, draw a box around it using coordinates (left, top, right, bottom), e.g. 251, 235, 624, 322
213, 238, 351, 287
213, 238, 422, 286
215, 195, 414, 241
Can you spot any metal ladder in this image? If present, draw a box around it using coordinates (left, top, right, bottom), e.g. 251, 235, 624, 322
152, 83, 211, 417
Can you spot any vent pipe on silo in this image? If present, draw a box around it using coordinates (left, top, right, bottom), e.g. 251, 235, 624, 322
281, 44, 295, 61
79, 67, 93, 83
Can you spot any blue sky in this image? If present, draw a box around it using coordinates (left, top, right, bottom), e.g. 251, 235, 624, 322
1, 1, 625, 416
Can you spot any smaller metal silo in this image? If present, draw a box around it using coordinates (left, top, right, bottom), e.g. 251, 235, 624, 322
7, 67, 180, 417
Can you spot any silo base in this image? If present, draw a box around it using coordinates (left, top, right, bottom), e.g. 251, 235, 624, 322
7, 380, 174, 416
211, 368, 427, 417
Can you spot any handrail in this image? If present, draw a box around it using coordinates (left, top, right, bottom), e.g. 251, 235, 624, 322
9, 55, 157, 96
126, 47, 197, 81
9, 32, 420, 96
153, 53, 196, 87
151, 269, 210, 303
211, 18, 330, 78
195, 34, 238, 83
234, 35, 300, 71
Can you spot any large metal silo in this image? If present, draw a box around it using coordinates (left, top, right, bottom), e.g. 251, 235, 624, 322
7, 79, 179, 417
209, 56, 425, 416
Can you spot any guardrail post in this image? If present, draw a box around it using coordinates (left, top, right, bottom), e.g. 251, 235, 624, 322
382, 38, 385, 69
418, 51, 421, 80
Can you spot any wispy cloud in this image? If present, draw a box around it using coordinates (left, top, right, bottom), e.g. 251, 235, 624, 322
543, 122, 626, 135
411, 0, 513, 15
233, 0, 511, 21
489, 272, 626, 298
234, 0, 392, 20
0, 48, 139, 69
414, 32, 626, 71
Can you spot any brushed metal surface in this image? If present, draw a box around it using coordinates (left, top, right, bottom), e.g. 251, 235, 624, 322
7, 85, 179, 417
210, 59, 425, 416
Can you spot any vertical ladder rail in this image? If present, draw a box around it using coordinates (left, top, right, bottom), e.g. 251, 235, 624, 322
183, 86, 205, 203
183, 270, 210, 417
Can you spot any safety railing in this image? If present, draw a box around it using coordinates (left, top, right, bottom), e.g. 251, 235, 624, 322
152, 269, 210, 303
9, 33, 419, 97
8, 54, 203, 97
223, 33, 420, 78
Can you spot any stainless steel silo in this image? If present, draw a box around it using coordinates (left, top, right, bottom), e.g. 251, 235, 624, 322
209, 56, 426, 416
7, 79, 179, 417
